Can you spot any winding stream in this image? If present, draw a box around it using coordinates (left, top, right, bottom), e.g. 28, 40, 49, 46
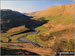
17, 27, 41, 47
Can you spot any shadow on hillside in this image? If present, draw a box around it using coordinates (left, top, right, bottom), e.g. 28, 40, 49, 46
1, 47, 40, 55
1, 15, 48, 33
1, 9, 49, 32
25, 18, 49, 29
0, 9, 48, 32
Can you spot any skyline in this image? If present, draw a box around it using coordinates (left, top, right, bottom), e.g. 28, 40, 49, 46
1, 0, 74, 13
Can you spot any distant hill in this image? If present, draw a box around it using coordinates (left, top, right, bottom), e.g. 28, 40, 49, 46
28, 4, 74, 17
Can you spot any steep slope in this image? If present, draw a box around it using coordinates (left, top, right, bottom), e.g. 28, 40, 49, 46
28, 3, 74, 17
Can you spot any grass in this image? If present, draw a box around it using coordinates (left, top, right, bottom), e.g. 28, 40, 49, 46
44, 15, 74, 25
23, 33, 48, 46
61, 16, 74, 24
1, 37, 8, 42
1, 33, 9, 42
1, 32, 27, 42
51, 29, 69, 36
1, 31, 48, 46
23, 33, 36, 41
66, 39, 74, 50
36, 26, 48, 32
36, 37, 48, 46
10, 33, 28, 42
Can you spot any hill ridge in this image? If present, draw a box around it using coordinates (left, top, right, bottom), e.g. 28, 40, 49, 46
28, 3, 74, 17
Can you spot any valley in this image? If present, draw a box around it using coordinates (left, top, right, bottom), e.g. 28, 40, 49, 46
1, 3, 74, 55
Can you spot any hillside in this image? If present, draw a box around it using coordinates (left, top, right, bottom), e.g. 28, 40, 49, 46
27, 3, 74, 51
28, 4, 74, 17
